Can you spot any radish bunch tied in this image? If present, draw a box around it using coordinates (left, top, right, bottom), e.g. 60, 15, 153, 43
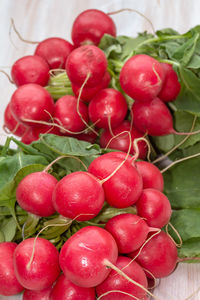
1, 6, 200, 300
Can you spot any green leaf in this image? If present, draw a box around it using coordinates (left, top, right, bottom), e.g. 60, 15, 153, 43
99, 34, 122, 58
164, 157, 200, 209
32, 134, 102, 157
169, 209, 200, 241
156, 28, 180, 37
171, 33, 200, 66
116, 34, 153, 60
178, 238, 200, 259
153, 134, 175, 153
0, 230, 5, 242
174, 66, 200, 114
1, 218, 17, 241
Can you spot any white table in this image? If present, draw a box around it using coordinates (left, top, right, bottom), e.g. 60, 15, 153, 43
0, 0, 200, 299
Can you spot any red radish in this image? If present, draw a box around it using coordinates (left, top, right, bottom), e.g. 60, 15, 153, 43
54, 95, 89, 134
120, 54, 164, 102
103, 151, 133, 162
21, 124, 61, 144
71, 9, 116, 47
13, 237, 60, 290
100, 120, 147, 159
0, 242, 24, 296
135, 161, 164, 192
34, 37, 74, 69
88, 88, 128, 129
88, 152, 143, 208
23, 286, 52, 300
59, 226, 118, 287
10, 84, 54, 126
96, 256, 148, 300
65, 45, 107, 87
53, 171, 105, 221
71, 71, 111, 102
136, 188, 172, 228
129, 231, 178, 278
105, 214, 150, 253
158, 63, 181, 102
11, 55, 50, 87
4, 103, 27, 137
16, 171, 58, 217
50, 274, 96, 300
131, 97, 175, 136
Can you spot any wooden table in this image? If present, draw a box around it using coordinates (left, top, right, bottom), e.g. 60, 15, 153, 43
0, 0, 200, 299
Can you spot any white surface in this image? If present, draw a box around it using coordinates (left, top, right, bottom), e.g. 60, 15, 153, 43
0, 0, 200, 299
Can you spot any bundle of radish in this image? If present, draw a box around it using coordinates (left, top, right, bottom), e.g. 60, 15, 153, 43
1, 7, 200, 300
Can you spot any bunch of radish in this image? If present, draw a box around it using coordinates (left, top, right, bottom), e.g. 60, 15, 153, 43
0, 150, 177, 299
0, 7, 186, 300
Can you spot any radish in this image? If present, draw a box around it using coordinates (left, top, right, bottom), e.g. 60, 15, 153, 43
16, 171, 58, 217
136, 188, 172, 228
11, 55, 50, 87
100, 120, 147, 159
88, 152, 143, 208
120, 54, 165, 102
34, 37, 74, 69
105, 214, 151, 253
96, 256, 148, 300
4, 102, 27, 137
135, 161, 164, 191
52, 171, 105, 221
21, 124, 61, 144
71, 71, 111, 102
65, 45, 107, 87
50, 274, 96, 300
54, 95, 89, 134
10, 83, 54, 126
71, 9, 116, 47
13, 237, 60, 290
158, 63, 181, 102
129, 231, 178, 278
59, 226, 118, 287
131, 97, 176, 136
23, 286, 52, 300
88, 88, 128, 129
0, 242, 24, 296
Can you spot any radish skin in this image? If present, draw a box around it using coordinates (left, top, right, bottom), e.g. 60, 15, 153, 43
13, 237, 60, 291
135, 161, 164, 192
120, 54, 164, 102
11, 55, 50, 87
16, 171, 58, 217
35, 37, 74, 69
96, 256, 148, 300
88, 152, 143, 208
136, 188, 172, 228
52, 171, 105, 221
59, 226, 118, 287
105, 214, 150, 253
65, 45, 107, 87
0, 242, 24, 296
50, 274, 96, 300
23, 286, 52, 300
71, 9, 116, 46
129, 231, 178, 278
10, 84, 54, 126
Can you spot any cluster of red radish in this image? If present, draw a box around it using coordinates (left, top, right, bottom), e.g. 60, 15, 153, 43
0, 151, 177, 299
1, 8, 183, 300
3, 8, 182, 156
